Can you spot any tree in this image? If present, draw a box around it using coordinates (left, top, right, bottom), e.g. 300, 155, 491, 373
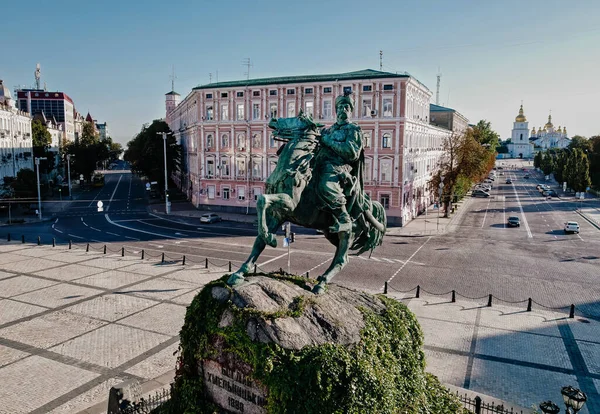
65, 121, 103, 180
31, 120, 55, 175
124, 120, 180, 191
11, 168, 37, 199
534, 151, 543, 168
541, 152, 555, 175
470, 120, 500, 150
568, 135, 592, 153
565, 149, 591, 192
552, 150, 568, 184
589, 135, 600, 188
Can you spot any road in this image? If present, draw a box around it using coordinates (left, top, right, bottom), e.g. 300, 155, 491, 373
4, 159, 600, 318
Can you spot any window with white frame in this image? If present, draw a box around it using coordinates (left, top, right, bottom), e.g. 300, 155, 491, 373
253, 187, 262, 201
237, 134, 246, 150
236, 159, 246, 177
223, 187, 230, 200
269, 134, 276, 148
206, 159, 215, 177
221, 104, 229, 120
323, 100, 332, 119
252, 159, 262, 179
252, 103, 260, 120
383, 98, 393, 117
287, 102, 296, 117
269, 159, 277, 174
363, 131, 371, 148
221, 134, 229, 148
305, 101, 314, 118
206, 134, 214, 148
206, 106, 213, 120
252, 133, 261, 148
362, 99, 372, 117
237, 187, 246, 201
269, 103, 277, 118
208, 185, 215, 199
364, 158, 372, 182
221, 158, 230, 176
380, 194, 390, 209
237, 104, 244, 120
380, 159, 392, 183
382, 133, 391, 149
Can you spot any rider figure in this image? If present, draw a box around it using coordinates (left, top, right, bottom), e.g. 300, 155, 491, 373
315, 92, 363, 233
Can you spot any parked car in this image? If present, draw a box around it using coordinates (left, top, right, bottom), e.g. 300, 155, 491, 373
507, 216, 520, 227
564, 221, 580, 234
546, 190, 557, 197
472, 189, 490, 198
536, 184, 543, 189
523, 174, 530, 179
505, 178, 512, 184
476, 185, 492, 192
200, 213, 222, 223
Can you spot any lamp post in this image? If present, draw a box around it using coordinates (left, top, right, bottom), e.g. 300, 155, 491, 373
35, 157, 47, 220
157, 132, 171, 214
66, 154, 72, 200
561, 385, 587, 413
539, 401, 560, 414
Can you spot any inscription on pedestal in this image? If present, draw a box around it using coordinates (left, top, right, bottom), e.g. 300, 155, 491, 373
202, 359, 268, 414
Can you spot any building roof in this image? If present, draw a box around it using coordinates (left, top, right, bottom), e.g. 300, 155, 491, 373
165, 91, 180, 96
85, 112, 94, 122
192, 69, 411, 90
16, 89, 74, 105
429, 103, 456, 113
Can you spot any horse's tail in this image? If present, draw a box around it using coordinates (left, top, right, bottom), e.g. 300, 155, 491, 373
351, 201, 386, 256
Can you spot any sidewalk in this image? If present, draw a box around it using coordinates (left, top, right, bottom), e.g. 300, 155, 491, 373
0, 241, 597, 413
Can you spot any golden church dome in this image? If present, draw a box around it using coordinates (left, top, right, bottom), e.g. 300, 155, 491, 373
515, 104, 527, 122
544, 114, 553, 129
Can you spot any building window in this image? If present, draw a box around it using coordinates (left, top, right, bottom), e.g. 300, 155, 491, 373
221, 92, 228, 98
237, 104, 245, 120
304, 87, 313, 94
520, 133, 523, 141
287, 102, 296, 117
253, 91, 260, 97
305, 101, 314, 118
254, 187, 262, 201
252, 133, 261, 148
362, 99, 372, 117
269, 159, 277, 174
252, 103, 260, 120
362, 85, 372, 92
236, 92, 244, 97
269, 134, 276, 148
269, 90, 277, 96
221, 104, 229, 120
380, 160, 392, 182
252, 159, 262, 179
221, 134, 229, 148
364, 159, 372, 182
206, 159, 215, 177
221, 159, 230, 176
363, 131, 371, 148
343, 86, 352, 95
206, 106, 213, 120
206, 134, 214, 148
236, 159, 246, 178
383, 98, 393, 117
237, 134, 246, 150
237, 187, 246, 201
323, 100, 332, 119
287, 89, 295, 95
223, 187, 230, 200
383, 84, 394, 91
323, 87, 332, 93
206, 93, 213, 99
382, 133, 391, 148
269, 103, 277, 118
208, 185, 215, 199
380, 194, 390, 209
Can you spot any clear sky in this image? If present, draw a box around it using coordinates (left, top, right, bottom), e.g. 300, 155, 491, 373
3, 0, 599, 145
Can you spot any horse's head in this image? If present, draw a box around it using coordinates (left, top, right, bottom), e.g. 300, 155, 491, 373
269, 110, 323, 140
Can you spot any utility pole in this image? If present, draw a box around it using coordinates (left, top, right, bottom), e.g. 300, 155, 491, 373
67, 154, 72, 200
35, 157, 47, 220
436, 69, 442, 105
379, 50, 383, 71
157, 132, 171, 214
242, 58, 253, 80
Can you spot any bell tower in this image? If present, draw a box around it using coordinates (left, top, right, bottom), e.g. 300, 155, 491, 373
165, 90, 180, 115
511, 104, 529, 142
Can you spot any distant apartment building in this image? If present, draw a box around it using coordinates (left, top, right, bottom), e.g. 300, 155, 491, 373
96, 121, 108, 140
32, 112, 63, 169
0, 81, 34, 185
16, 89, 75, 142
165, 69, 466, 226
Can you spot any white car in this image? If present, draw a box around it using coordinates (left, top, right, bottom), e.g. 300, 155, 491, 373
200, 213, 222, 223
564, 221, 580, 234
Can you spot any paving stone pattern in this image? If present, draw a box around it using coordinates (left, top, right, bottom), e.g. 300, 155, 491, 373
0, 242, 598, 413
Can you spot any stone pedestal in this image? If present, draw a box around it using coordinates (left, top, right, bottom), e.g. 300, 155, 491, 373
167, 274, 463, 413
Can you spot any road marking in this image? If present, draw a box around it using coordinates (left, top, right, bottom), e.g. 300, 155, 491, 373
91, 239, 103, 243
385, 237, 432, 289
510, 184, 533, 238
105, 214, 178, 239
106, 232, 120, 236
259, 252, 289, 267
90, 227, 101, 232
54, 228, 63, 234
81, 217, 89, 227
67, 233, 85, 239
174, 232, 188, 236
106, 174, 123, 212
124, 236, 140, 241
305, 258, 331, 274
54, 218, 59, 224
481, 196, 492, 228
381, 258, 395, 263
149, 244, 164, 248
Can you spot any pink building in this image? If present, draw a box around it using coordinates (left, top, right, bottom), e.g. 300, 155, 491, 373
166, 69, 465, 226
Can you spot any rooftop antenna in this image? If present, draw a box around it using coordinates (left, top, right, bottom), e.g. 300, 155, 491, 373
209, 73, 212, 84
436, 68, 442, 105
34, 63, 41, 90
216, 70, 219, 83
242, 58, 253, 80
379, 50, 383, 71
170, 65, 177, 92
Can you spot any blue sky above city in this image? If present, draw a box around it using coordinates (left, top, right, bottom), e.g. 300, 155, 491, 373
3, 0, 599, 144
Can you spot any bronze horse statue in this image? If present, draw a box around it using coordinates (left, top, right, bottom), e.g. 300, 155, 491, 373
227, 111, 386, 293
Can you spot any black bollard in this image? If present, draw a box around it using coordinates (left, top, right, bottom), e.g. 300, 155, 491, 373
451, 290, 456, 303
205, 258, 208, 268
254, 265, 257, 274
69, 240, 72, 249
22, 235, 25, 243
182, 255, 186, 265
384, 281, 388, 294
527, 298, 532, 312
161, 253, 165, 264
103, 245, 107, 254
487, 294, 493, 307
569, 304, 575, 318
306, 271, 309, 279
141, 249, 145, 260
86, 243, 90, 252
7, 233, 10, 242
52, 238, 55, 247
121, 247, 125, 257
416, 285, 420, 298
37, 236, 41, 245
228, 261, 232, 272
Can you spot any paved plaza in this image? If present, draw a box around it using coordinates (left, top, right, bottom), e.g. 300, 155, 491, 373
0, 241, 598, 413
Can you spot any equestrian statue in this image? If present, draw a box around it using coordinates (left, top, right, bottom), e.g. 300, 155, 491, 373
227, 92, 386, 294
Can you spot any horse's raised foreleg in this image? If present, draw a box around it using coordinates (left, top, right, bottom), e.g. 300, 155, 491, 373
258, 193, 298, 247
228, 215, 281, 286
312, 230, 351, 294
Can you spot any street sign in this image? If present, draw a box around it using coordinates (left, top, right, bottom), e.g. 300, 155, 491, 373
146, 183, 151, 190
97, 201, 104, 212
283, 237, 290, 247
563, 182, 567, 192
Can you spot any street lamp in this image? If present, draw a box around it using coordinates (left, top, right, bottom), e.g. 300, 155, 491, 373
35, 156, 47, 220
156, 132, 172, 214
66, 154, 72, 200
539, 401, 560, 414
561, 385, 587, 413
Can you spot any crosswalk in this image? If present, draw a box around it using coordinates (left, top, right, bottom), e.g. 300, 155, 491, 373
56, 210, 146, 217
